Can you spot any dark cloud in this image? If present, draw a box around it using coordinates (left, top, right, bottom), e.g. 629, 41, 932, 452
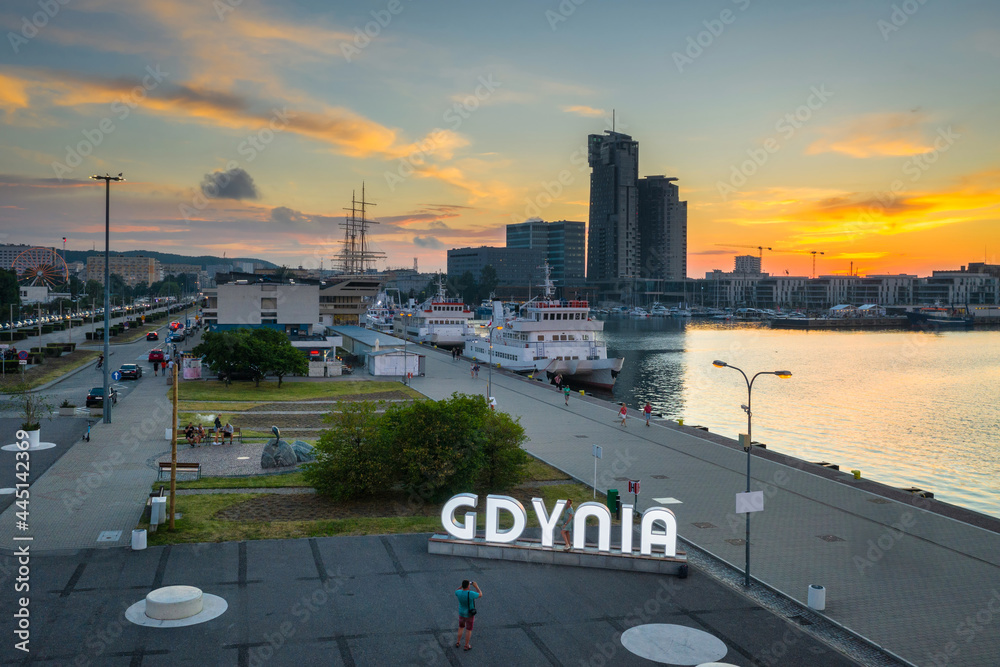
200, 168, 259, 200
270, 206, 306, 224
428, 221, 449, 230
413, 235, 444, 249
690, 249, 740, 256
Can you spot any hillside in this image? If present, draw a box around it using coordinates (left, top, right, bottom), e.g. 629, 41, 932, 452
64, 250, 276, 270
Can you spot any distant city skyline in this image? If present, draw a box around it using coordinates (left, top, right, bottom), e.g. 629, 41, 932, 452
0, 0, 997, 278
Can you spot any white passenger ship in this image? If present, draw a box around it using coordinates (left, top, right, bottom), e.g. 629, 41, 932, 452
392, 277, 473, 347
465, 266, 624, 389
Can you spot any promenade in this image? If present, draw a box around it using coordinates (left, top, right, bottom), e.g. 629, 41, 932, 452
1, 340, 997, 665
411, 347, 1000, 667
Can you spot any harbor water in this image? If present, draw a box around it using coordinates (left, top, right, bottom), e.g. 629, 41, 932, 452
601, 318, 1000, 519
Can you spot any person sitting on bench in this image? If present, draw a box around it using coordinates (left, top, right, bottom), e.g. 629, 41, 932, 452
223, 421, 235, 444
184, 423, 196, 446
196, 425, 206, 444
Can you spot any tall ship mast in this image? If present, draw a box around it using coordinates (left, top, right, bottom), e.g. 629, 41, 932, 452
335, 183, 386, 275
465, 263, 624, 389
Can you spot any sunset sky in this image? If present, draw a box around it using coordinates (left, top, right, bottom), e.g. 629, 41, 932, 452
1, 0, 997, 277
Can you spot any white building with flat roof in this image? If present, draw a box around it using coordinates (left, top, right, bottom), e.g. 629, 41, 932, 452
203, 282, 320, 334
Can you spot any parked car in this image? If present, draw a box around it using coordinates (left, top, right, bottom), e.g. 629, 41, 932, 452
85, 386, 118, 408
148, 349, 165, 363
118, 363, 142, 380
146, 331, 159, 341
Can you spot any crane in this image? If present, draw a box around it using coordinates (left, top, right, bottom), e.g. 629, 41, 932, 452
808, 251, 825, 279
714, 244, 772, 260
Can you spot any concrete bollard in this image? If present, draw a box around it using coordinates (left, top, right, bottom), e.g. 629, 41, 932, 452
808, 584, 826, 610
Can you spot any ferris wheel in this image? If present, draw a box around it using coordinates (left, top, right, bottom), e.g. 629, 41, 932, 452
12, 247, 69, 289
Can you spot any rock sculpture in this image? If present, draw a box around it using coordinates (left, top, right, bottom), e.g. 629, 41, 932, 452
291, 440, 316, 463
260, 437, 297, 469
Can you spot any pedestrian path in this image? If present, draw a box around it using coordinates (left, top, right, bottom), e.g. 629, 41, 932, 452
0, 374, 177, 551
410, 346, 1000, 667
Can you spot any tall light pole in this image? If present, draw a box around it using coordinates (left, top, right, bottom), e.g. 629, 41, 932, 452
712, 360, 792, 587
91, 173, 124, 424
487, 324, 502, 399
402, 312, 412, 385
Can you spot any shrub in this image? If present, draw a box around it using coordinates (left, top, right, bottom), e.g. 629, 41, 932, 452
306, 393, 528, 502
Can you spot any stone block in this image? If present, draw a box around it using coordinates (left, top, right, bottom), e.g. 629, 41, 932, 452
478, 546, 504, 559
452, 544, 478, 558
631, 558, 661, 573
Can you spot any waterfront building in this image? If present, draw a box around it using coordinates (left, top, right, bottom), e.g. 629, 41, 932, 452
587, 131, 640, 286
446, 246, 546, 285
916, 271, 998, 305
733, 255, 761, 275
506, 219, 586, 286
86, 254, 160, 286
202, 276, 319, 333
637, 176, 688, 281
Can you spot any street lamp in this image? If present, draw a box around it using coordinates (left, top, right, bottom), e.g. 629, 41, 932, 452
712, 360, 792, 587
91, 173, 124, 424
402, 312, 412, 385
487, 324, 503, 399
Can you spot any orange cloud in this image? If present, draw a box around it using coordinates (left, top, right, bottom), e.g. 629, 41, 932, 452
807, 112, 936, 158
560, 105, 606, 118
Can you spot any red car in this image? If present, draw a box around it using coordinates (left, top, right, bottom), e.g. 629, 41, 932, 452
148, 349, 165, 363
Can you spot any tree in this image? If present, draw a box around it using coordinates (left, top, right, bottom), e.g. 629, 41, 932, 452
192, 330, 251, 386
248, 327, 306, 388
457, 271, 477, 305
479, 264, 499, 302
132, 281, 149, 299
306, 393, 529, 502
68, 275, 83, 299
304, 401, 390, 500
0, 269, 19, 318
84, 279, 102, 302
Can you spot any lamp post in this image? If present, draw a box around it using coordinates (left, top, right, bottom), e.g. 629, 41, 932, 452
487, 324, 502, 399
712, 360, 792, 587
402, 312, 412, 385
91, 173, 124, 424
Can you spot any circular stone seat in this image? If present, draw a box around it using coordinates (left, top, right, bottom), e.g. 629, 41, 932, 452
144, 586, 204, 620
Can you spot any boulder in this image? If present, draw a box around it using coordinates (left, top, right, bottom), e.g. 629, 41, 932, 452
291, 440, 316, 463
260, 438, 297, 469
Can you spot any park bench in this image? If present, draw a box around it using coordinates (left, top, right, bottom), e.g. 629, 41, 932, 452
157, 461, 201, 480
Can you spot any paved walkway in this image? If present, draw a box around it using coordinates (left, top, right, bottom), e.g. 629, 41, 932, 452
0, 372, 176, 551
409, 347, 1000, 667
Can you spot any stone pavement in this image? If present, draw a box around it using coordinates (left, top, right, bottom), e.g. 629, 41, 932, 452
0, 372, 176, 551
409, 346, 1000, 667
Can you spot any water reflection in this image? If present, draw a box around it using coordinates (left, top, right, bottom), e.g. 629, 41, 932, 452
601, 318, 1000, 519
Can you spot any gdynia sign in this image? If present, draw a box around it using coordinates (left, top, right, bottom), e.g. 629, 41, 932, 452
441, 493, 679, 557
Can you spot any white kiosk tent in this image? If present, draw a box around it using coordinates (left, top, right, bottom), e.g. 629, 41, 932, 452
366, 349, 424, 378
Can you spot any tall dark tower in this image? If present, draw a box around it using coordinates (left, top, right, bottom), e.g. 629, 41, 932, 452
638, 176, 688, 281
587, 131, 639, 284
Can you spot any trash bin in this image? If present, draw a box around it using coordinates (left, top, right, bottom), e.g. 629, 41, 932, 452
607, 489, 619, 513
150, 497, 167, 526
132, 529, 147, 550
165, 428, 172, 441
808, 584, 826, 610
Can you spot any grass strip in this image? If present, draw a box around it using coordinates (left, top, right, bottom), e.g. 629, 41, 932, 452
178, 380, 424, 402
11, 350, 101, 390
152, 470, 309, 490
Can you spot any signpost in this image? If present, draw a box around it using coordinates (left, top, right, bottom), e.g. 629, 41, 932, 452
735, 490, 764, 514
628, 479, 640, 510
592, 445, 602, 498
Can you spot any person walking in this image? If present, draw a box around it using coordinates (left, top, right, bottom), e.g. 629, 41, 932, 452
470, 363, 476, 379
152, 359, 159, 376
213, 415, 222, 444
553, 374, 562, 390
560, 499, 575, 549
96, 354, 104, 370
618, 403, 628, 427
563, 385, 571, 406
643, 402, 652, 427
455, 580, 482, 651
473, 364, 480, 378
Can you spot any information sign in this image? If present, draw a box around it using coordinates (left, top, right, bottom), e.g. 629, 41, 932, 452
735, 490, 764, 514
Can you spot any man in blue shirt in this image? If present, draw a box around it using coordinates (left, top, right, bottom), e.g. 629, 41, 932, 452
455, 579, 483, 651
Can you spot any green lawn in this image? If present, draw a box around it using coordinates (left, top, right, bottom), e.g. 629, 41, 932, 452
153, 470, 309, 490
8, 349, 101, 390
177, 401, 266, 412
140, 456, 597, 545
178, 380, 424, 402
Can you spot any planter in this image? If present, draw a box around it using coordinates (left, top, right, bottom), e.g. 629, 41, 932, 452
58, 407, 77, 416
24, 430, 40, 448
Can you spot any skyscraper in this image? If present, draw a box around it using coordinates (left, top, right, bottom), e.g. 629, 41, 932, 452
587, 131, 639, 283
637, 176, 688, 281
